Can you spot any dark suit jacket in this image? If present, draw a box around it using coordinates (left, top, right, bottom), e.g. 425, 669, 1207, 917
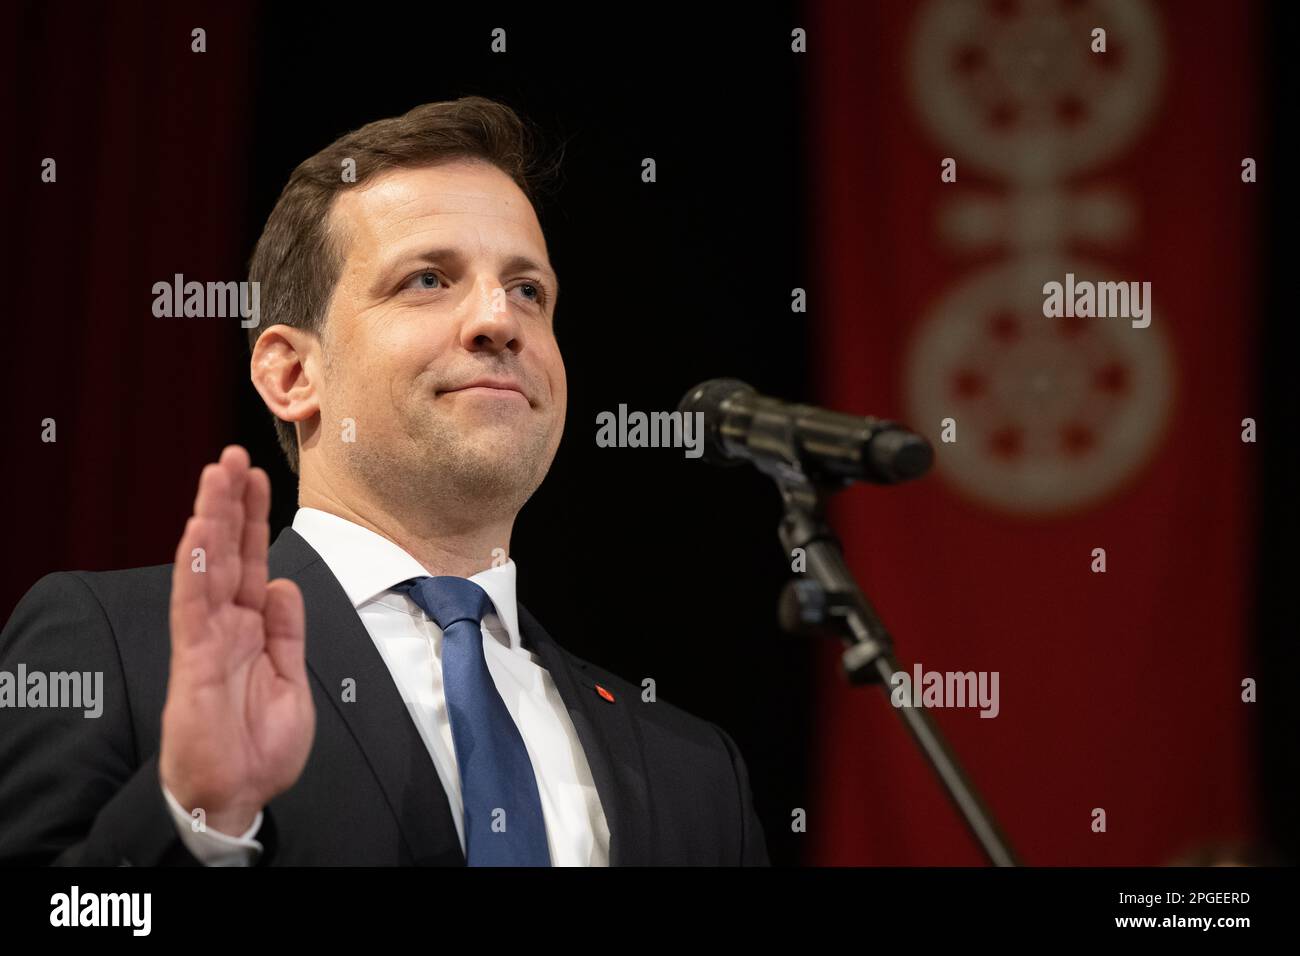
0, 527, 770, 866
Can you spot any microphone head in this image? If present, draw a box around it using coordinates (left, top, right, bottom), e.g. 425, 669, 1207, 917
870, 429, 934, 483
677, 378, 754, 467
676, 377, 752, 415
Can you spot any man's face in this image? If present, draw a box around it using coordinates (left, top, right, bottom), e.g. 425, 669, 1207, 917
312, 159, 566, 514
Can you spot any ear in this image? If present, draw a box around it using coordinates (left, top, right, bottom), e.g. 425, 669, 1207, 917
250, 324, 321, 430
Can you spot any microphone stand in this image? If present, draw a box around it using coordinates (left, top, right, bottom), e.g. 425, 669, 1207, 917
773, 473, 1021, 867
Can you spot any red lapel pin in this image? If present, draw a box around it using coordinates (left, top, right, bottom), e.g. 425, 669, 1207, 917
595, 684, 615, 703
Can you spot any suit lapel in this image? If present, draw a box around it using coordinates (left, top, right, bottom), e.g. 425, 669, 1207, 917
517, 603, 655, 866
268, 527, 465, 866
267, 526, 653, 867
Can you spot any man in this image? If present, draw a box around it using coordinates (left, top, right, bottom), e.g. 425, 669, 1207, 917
0, 97, 770, 866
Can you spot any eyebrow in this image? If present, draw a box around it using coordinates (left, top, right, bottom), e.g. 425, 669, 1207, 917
378, 246, 560, 299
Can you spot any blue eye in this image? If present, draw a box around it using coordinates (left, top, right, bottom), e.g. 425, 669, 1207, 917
519, 281, 553, 308
401, 270, 548, 307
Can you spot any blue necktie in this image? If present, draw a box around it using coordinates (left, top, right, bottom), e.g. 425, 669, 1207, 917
394, 575, 552, 866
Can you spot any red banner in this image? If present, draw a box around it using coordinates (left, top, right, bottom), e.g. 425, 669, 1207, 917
808, 0, 1260, 865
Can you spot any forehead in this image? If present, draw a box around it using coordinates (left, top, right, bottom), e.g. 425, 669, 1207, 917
328, 160, 546, 265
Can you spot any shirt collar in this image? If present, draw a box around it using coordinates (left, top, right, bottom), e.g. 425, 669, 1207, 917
290, 507, 521, 652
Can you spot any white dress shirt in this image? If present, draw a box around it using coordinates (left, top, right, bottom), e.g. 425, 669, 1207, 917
163, 506, 610, 866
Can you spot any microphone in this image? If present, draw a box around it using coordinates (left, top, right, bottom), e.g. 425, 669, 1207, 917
677, 378, 933, 485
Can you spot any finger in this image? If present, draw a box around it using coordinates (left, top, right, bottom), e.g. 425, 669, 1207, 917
219, 444, 250, 467
184, 463, 239, 606
218, 445, 250, 558
172, 447, 259, 660
170, 514, 213, 651
218, 444, 249, 499
236, 466, 271, 610
263, 578, 308, 685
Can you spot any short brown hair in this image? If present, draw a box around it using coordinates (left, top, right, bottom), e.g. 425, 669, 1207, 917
246, 96, 561, 474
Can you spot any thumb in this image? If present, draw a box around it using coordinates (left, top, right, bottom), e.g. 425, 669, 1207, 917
263, 578, 308, 684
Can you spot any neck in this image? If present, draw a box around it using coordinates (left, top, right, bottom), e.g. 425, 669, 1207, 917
298, 471, 515, 579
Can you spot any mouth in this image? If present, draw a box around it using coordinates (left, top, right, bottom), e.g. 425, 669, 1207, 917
438, 378, 531, 405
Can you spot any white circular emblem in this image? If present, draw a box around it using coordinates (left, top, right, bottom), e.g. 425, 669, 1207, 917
909, 0, 1164, 183
904, 257, 1174, 515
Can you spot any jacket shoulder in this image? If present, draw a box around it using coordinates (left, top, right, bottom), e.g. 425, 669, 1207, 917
68, 562, 175, 606
2, 564, 176, 689
4, 563, 172, 628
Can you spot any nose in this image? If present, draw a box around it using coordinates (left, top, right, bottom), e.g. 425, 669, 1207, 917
458, 275, 524, 355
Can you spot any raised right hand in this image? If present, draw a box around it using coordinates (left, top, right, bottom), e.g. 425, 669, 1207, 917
161, 445, 315, 836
